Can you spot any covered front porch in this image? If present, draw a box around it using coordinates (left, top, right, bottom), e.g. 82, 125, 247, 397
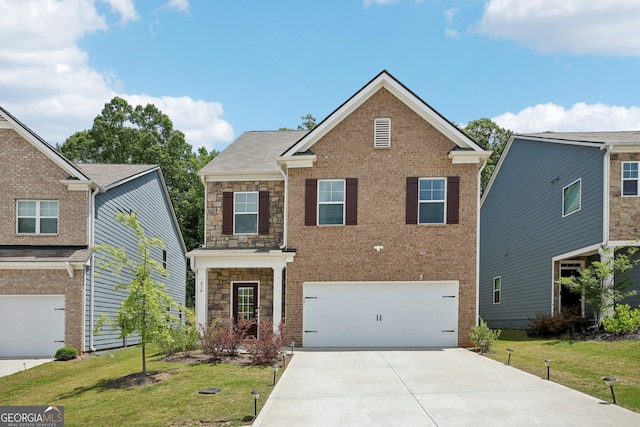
187, 248, 295, 332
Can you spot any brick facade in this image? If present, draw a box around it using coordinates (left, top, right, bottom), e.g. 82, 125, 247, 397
0, 127, 89, 355
206, 181, 284, 248
609, 153, 640, 240
285, 88, 478, 346
0, 129, 89, 245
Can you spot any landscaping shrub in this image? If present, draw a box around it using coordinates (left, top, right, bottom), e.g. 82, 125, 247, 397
602, 304, 640, 334
201, 318, 252, 360
245, 321, 289, 365
469, 318, 501, 353
54, 346, 78, 361
527, 309, 589, 338
157, 309, 200, 356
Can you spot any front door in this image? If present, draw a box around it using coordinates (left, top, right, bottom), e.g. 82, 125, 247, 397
233, 283, 258, 337
560, 261, 583, 313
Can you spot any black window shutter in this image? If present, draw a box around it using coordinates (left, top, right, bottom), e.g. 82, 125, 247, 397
258, 191, 269, 234
222, 191, 234, 235
406, 177, 418, 224
305, 179, 317, 226
447, 176, 460, 224
345, 178, 358, 225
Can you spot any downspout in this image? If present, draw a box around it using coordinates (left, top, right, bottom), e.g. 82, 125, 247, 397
278, 163, 289, 249
89, 186, 99, 352
476, 160, 488, 326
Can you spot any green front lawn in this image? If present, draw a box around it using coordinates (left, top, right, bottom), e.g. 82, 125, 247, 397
0, 346, 280, 426
484, 330, 640, 413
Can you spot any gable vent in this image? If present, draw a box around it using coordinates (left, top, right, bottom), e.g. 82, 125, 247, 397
374, 118, 391, 148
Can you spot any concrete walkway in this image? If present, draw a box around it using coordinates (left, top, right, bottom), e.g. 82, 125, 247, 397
253, 348, 640, 426
0, 358, 53, 378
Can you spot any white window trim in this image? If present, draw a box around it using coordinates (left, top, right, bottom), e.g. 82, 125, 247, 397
374, 117, 391, 148
621, 161, 640, 197
562, 178, 582, 217
493, 276, 501, 305
418, 177, 447, 225
317, 179, 345, 226
16, 200, 59, 234
233, 191, 258, 235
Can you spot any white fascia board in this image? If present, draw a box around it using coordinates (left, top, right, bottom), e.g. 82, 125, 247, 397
282, 72, 483, 158
60, 180, 95, 191
276, 155, 317, 169
448, 150, 492, 164
188, 249, 295, 270
202, 171, 284, 182
551, 243, 602, 262
0, 261, 86, 270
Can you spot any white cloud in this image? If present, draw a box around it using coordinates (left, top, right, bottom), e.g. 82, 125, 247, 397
104, 0, 139, 23
475, 0, 640, 56
0, 0, 232, 151
444, 7, 460, 38
493, 103, 640, 133
363, 0, 398, 6
165, 0, 190, 14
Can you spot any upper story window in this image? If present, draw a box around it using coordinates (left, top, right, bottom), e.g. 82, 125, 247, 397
374, 118, 391, 148
234, 192, 258, 234
493, 276, 501, 304
318, 180, 345, 225
419, 178, 446, 224
622, 161, 639, 196
562, 179, 581, 217
17, 200, 59, 234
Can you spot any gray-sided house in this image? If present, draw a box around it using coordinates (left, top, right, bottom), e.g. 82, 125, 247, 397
480, 132, 640, 328
188, 71, 491, 348
0, 106, 186, 357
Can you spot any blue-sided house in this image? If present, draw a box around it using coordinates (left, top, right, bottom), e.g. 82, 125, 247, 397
480, 131, 640, 328
0, 106, 186, 357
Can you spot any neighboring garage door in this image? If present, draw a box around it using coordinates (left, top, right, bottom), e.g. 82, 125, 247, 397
0, 295, 65, 357
303, 281, 458, 347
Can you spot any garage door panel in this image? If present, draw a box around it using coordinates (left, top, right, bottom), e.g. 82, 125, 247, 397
303, 282, 458, 348
0, 295, 65, 357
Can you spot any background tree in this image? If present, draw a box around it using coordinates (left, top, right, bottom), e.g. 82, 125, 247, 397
280, 113, 317, 131
94, 213, 182, 375
59, 97, 218, 306
462, 118, 511, 193
557, 245, 639, 328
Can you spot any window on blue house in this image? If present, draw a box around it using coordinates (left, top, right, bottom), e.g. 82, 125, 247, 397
562, 179, 581, 217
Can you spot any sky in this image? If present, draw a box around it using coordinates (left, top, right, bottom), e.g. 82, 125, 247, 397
2, 0, 640, 153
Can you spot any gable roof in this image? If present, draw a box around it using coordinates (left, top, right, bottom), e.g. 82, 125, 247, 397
0, 105, 90, 181
481, 131, 640, 206
76, 164, 159, 189
281, 70, 489, 161
199, 130, 308, 181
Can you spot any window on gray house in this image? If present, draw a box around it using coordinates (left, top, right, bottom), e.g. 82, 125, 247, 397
562, 179, 581, 217
493, 277, 501, 304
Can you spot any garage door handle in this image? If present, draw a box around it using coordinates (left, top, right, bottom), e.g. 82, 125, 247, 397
305, 296, 318, 299
55, 340, 65, 342
442, 295, 456, 298
442, 330, 455, 333
54, 308, 66, 310
304, 330, 318, 333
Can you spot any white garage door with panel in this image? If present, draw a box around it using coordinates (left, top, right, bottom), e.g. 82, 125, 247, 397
303, 281, 458, 347
0, 295, 65, 357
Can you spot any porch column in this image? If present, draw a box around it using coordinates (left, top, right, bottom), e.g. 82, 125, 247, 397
599, 246, 615, 322
272, 266, 283, 332
196, 267, 208, 329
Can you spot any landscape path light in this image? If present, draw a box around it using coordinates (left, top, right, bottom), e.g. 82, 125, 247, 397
506, 348, 514, 365
290, 341, 295, 355
251, 390, 260, 417
272, 363, 279, 386
544, 359, 553, 381
602, 376, 617, 404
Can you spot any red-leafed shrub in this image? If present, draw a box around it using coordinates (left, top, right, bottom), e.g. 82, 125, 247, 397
244, 321, 289, 366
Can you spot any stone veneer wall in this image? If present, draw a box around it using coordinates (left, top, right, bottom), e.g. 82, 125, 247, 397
205, 181, 284, 248
207, 268, 274, 325
609, 153, 640, 240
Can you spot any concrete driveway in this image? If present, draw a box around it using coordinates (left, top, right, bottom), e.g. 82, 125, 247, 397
253, 348, 640, 426
0, 358, 53, 378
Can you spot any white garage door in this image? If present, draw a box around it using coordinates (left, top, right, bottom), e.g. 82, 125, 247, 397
303, 281, 458, 347
0, 295, 65, 357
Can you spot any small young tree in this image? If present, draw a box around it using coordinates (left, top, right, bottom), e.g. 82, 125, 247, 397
94, 212, 180, 375
557, 245, 639, 328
